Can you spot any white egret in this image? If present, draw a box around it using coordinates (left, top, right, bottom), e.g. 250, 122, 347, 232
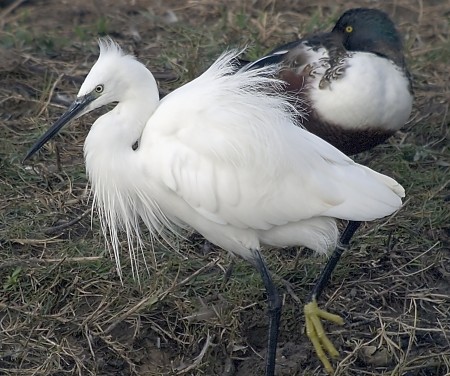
24, 39, 405, 376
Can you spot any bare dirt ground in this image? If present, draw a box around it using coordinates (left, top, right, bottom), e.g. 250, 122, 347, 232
1, 0, 449, 375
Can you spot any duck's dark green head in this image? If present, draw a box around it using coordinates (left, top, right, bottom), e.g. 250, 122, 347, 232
332, 8, 404, 64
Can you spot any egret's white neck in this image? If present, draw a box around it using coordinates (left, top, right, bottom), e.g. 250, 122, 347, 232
84, 87, 159, 176
83, 80, 160, 280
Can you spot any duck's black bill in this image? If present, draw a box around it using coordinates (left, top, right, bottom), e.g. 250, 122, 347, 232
23, 93, 94, 163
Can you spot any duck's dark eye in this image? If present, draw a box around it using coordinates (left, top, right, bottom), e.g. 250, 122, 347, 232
345, 26, 353, 33
95, 84, 104, 93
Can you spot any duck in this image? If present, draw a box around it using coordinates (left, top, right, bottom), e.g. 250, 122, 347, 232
246, 7, 413, 155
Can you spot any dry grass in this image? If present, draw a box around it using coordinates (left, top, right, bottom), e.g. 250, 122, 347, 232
1, 0, 449, 375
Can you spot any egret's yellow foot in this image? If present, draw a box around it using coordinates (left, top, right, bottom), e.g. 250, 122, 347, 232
304, 299, 344, 375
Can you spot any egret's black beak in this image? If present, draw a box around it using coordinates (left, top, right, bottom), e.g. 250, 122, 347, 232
23, 93, 95, 163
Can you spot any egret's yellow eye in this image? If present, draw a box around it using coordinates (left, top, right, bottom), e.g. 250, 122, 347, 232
345, 26, 353, 33
95, 84, 104, 93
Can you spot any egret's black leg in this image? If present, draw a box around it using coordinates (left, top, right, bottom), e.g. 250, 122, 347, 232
308, 220, 362, 302
304, 220, 362, 374
223, 258, 235, 285
251, 249, 281, 376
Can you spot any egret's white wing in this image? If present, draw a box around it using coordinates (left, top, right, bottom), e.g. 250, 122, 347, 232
140, 50, 404, 232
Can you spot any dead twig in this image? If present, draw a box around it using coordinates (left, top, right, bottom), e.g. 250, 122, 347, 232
42, 208, 90, 235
